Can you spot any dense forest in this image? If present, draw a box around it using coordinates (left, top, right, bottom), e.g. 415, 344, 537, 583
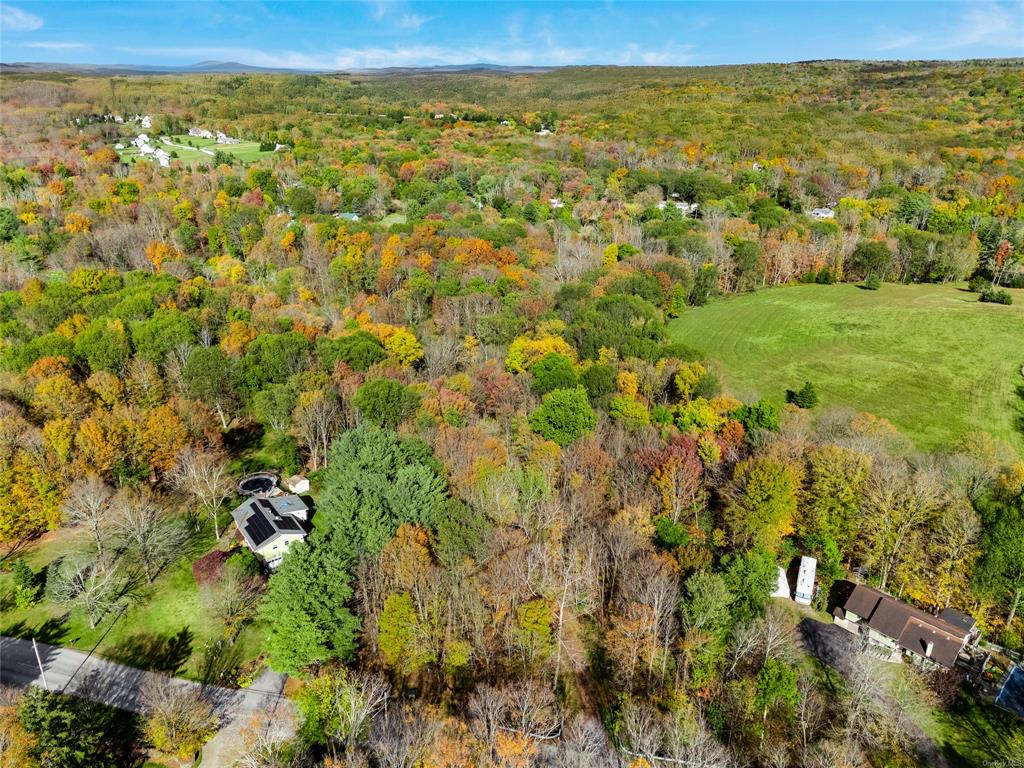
0, 60, 1023, 768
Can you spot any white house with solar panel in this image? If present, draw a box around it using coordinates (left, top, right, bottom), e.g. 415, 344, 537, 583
230, 494, 310, 569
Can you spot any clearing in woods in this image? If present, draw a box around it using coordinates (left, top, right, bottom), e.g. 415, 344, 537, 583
667, 282, 1024, 454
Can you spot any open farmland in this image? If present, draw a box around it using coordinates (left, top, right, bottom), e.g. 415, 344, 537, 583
116, 133, 275, 166
669, 282, 1024, 453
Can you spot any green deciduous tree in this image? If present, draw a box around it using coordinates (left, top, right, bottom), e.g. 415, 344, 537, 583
528, 386, 597, 447
353, 378, 421, 429
724, 458, 800, 553
529, 352, 579, 395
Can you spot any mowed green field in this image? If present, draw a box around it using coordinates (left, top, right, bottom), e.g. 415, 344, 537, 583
668, 283, 1024, 454
116, 134, 274, 166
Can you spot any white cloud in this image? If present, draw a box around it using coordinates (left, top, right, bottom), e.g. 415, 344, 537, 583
875, 33, 922, 52
113, 39, 701, 70
23, 41, 91, 50
399, 13, 430, 31
0, 3, 43, 31
875, 1, 1023, 53
943, 0, 1024, 49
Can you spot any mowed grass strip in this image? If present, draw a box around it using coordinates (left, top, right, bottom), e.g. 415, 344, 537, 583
667, 283, 1024, 453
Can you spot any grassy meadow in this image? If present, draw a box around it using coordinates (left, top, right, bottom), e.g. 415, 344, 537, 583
0, 523, 268, 682
668, 283, 1024, 454
116, 133, 275, 166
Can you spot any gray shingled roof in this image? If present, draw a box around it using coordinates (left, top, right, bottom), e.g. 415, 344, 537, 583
231, 494, 310, 551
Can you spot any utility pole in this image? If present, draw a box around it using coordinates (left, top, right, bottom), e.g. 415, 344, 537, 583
32, 638, 49, 691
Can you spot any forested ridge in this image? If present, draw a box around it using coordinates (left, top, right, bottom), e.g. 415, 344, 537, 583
0, 60, 1022, 767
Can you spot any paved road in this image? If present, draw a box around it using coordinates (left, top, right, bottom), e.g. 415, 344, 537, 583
0, 634, 292, 720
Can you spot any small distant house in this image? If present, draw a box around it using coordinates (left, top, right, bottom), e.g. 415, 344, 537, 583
433, 113, 445, 119
153, 148, 171, 167
140, 115, 152, 129
138, 144, 155, 156
656, 200, 699, 215
284, 474, 310, 494
810, 207, 835, 220
133, 134, 150, 147
114, 143, 125, 150
114, 115, 124, 124
833, 583, 979, 668
231, 494, 311, 569
771, 566, 791, 600
536, 128, 552, 136
336, 212, 360, 222
549, 197, 564, 209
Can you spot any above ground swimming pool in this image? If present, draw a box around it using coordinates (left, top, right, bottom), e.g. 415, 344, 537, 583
238, 472, 277, 496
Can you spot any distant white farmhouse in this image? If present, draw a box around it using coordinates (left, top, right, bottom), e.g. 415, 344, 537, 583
549, 198, 564, 209
216, 131, 240, 145
139, 144, 155, 156
810, 207, 835, 220
795, 556, 817, 605
657, 200, 699, 215
140, 115, 152, 129
189, 127, 215, 139
153, 148, 171, 167
133, 134, 150, 148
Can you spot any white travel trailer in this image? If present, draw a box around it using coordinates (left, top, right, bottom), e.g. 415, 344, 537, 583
795, 556, 817, 605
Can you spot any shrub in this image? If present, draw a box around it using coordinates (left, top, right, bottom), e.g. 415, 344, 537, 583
12, 558, 41, 607
967, 275, 988, 293
863, 275, 882, 290
192, 549, 229, 585
528, 387, 597, 447
979, 287, 1013, 305
786, 381, 819, 408
530, 352, 579, 394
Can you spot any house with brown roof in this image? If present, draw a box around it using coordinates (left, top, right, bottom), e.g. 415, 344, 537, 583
833, 582, 978, 668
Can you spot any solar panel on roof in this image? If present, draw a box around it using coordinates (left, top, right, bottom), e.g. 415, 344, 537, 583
276, 516, 301, 531
258, 499, 274, 511
245, 512, 276, 546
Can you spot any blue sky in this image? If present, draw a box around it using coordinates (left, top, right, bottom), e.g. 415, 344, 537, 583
1, 1, 1022, 69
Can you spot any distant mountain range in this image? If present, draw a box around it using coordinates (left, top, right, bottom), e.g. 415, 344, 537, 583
0, 60, 556, 76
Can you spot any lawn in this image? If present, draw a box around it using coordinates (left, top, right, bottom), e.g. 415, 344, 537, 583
919, 690, 1024, 767
0, 521, 268, 683
115, 134, 275, 167
667, 282, 1024, 454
